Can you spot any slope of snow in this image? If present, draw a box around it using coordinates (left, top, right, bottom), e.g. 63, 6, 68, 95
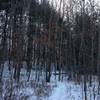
19, 80, 99, 100
49, 82, 70, 100
47, 81, 82, 100
0, 62, 100, 100
0, 77, 100, 100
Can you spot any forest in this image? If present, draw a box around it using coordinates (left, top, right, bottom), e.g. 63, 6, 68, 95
0, 0, 100, 100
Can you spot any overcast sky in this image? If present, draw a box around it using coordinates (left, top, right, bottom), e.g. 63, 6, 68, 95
49, 0, 100, 12
49, 0, 100, 6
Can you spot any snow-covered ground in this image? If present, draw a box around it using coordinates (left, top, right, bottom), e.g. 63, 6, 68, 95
0, 79, 100, 100
0, 62, 100, 100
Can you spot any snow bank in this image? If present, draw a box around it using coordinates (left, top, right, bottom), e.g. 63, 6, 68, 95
1, 62, 100, 100
48, 81, 83, 100
48, 82, 68, 100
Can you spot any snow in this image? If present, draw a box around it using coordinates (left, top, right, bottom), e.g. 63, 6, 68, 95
0, 62, 100, 100
0, 77, 100, 100
49, 82, 69, 100
13, 80, 99, 100
49, 81, 84, 100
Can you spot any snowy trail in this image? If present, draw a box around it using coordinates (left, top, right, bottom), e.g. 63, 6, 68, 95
1, 79, 100, 100
48, 82, 83, 100
48, 82, 68, 100
1, 65, 100, 100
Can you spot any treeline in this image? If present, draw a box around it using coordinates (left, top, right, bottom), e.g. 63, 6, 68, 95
0, 0, 100, 83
